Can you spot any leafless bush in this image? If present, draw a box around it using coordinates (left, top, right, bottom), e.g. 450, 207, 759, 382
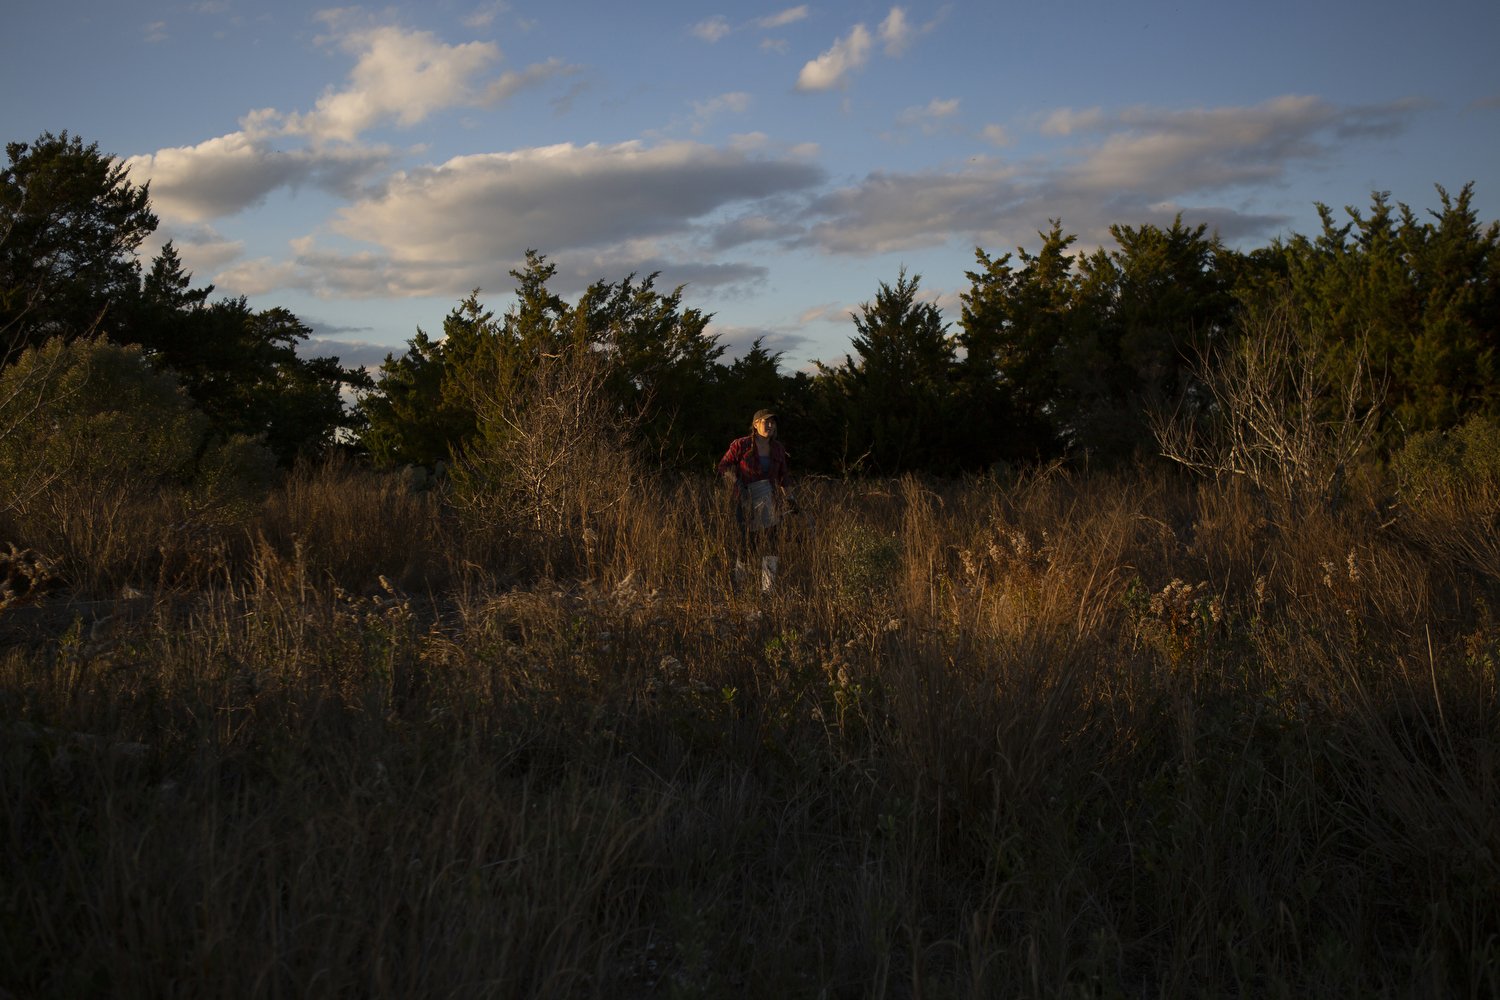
452, 343, 642, 577
1153, 298, 1384, 518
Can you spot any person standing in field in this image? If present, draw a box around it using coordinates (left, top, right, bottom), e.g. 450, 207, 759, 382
718, 408, 797, 594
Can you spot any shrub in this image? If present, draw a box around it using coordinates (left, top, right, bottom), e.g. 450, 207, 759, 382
0, 336, 273, 590
1389, 412, 1500, 580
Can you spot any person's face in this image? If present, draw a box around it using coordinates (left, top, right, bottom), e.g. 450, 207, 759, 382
754, 416, 776, 438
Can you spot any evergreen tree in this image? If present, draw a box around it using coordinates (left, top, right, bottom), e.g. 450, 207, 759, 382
1, 131, 157, 347
1062, 217, 1238, 457
360, 293, 498, 468
818, 269, 957, 474
958, 222, 1080, 462
1284, 184, 1499, 438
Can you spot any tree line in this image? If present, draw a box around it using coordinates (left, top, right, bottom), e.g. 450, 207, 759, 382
4, 129, 1497, 480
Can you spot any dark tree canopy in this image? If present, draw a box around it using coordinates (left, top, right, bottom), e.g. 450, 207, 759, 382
1, 131, 366, 463
1, 131, 157, 347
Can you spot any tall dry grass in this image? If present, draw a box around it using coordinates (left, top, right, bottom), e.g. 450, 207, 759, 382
2, 457, 1497, 997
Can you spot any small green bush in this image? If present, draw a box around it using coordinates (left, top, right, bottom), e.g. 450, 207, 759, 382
827, 521, 902, 600
1392, 412, 1500, 504
0, 337, 274, 589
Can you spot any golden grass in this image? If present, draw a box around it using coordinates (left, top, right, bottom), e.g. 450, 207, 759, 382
2, 461, 1497, 997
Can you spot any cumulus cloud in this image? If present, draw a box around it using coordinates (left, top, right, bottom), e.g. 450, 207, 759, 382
124, 20, 576, 225
797, 7, 933, 91
283, 26, 502, 143
333, 141, 824, 264
796, 23, 873, 91
215, 141, 822, 300
710, 208, 808, 249
124, 131, 388, 222
709, 323, 817, 362
1066, 95, 1411, 197
481, 57, 576, 105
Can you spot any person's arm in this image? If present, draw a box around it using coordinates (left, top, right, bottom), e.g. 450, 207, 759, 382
717, 438, 744, 489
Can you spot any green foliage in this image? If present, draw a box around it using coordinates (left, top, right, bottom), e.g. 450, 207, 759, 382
958, 218, 1244, 463
0, 337, 205, 501
958, 222, 1081, 463
1283, 184, 1500, 440
359, 294, 496, 468
1, 131, 362, 464
1391, 411, 1500, 504
360, 251, 730, 472
0, 337, 275, 582
816, 268, 958, 474
584, 271, 724, 466
828, 521, 902, 599
0, 131, 157, 346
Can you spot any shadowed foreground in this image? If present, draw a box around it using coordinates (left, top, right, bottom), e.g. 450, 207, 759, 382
2, 463, 1497, 998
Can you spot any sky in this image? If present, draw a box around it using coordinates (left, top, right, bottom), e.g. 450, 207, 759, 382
4, 0, 1497, 374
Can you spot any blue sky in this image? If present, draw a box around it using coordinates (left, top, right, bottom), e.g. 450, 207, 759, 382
5, 0, 1497, 372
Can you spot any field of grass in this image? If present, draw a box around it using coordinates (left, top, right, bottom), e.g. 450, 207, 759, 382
2, 458, 1497, 998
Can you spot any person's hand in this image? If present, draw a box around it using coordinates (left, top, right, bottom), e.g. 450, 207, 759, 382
723, 471, 737, 490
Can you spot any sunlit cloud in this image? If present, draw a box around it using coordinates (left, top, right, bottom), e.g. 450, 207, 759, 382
799, 95, 1421, 255
796, 23, 873, 91
879, 8, 911, 55
124, 131, 388, 222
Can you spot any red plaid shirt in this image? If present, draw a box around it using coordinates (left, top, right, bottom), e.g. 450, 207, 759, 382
717, 434, 791, 501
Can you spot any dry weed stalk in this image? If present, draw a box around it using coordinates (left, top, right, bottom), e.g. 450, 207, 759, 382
1154, 300, 1384, 516
454, 344, 641, 576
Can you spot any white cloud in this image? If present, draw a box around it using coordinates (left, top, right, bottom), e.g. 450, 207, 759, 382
756, 6, 809, 29
879, 8, 911, 56
796, 24, 873, 91
481, 57, 576, 105
124, 131, 387, 222
896, 97, 960, 130
215, 256, 311, 297
1040, 107, 1106, 136
694, 7, 807, 44
144, 20, 169, 43
284, 25, 501, 143
798, 302, 854, 326
801, 96, 1420, 255
217, 141, 821, 299
980, 124, 1011, 147
334, 141, 824, 263
171, 226, 246, 274
125, 21, 577, 224
1066, 95, 1406, 197
691, 16, 732, 42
